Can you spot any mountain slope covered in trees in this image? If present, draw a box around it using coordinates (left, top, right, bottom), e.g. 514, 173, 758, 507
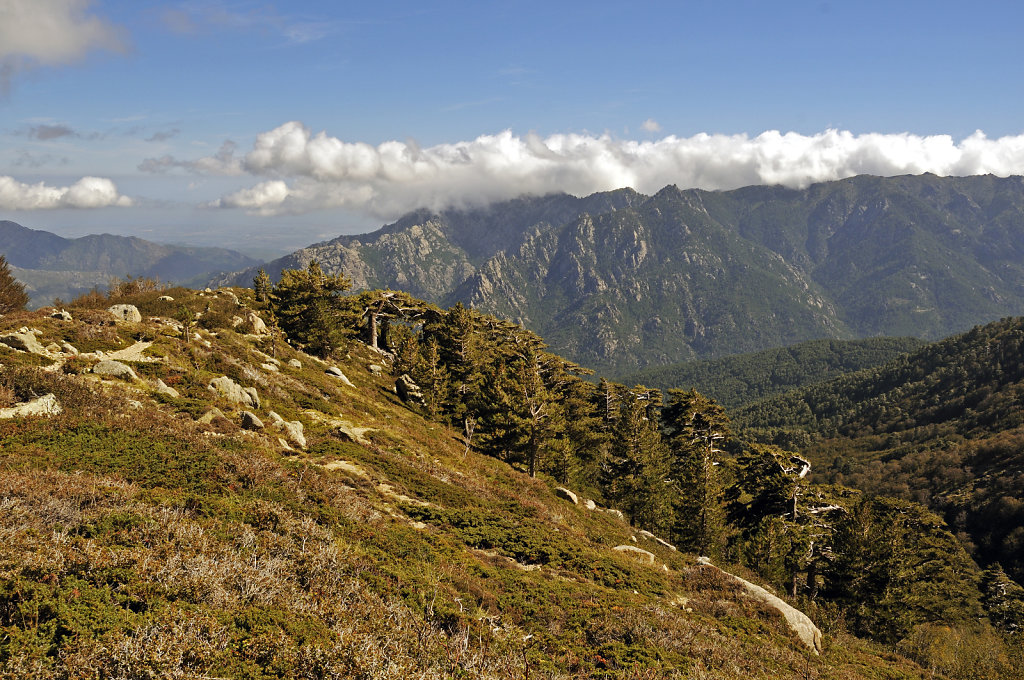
617, 336, 926, 409
1, 276, 1020, 678
736, 316, 1024, 584
219, 174, 1024, 374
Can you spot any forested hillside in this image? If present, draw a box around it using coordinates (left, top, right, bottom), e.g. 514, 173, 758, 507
2, 265, 1018, 678
736, 316, 1024, 584
616, 337, 925, 408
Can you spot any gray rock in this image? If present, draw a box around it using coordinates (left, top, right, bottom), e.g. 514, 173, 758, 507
51, 309, 72, 321
604, 508, 626, 521
61, 342, 79, 356
555, 487, 579, 505
0, 331, 47, 355
240, 411, 264, 430
207, 376, 258, 408
108, 304, 142, 323
0, 393, 62, 419
92, 360, 138, 381
198, 407, 227, 424
584, 499, 597, 511
44, 343, 62, 354
326, 366, 355, 387
369, 364, 384, 376
266, 410, 305, 448
153, 379, 180, 399
395, 374, 424, 404
613, 545, 656, 565
158, 295, 174, 301
655, 537, 677, 551
704, 560, 824, 654
247, 311, 268, 335
243, 387, 260, 410
287, 359, 302, 368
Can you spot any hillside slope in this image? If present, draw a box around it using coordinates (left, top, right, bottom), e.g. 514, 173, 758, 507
0, 288, 950, 679
0, 220, 259, 307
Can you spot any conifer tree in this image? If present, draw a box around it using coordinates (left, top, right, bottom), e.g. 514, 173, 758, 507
252, 267, 272, 305
603, 386, 673, 532
664, 388, 731, 557
270, 260, 353, 357
0, 255, 29, 314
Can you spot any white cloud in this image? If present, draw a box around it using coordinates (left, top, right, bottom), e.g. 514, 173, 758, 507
0, 175, 132, 209
0, 0, 127, 88
194, 122, 1024, 217
641, 118, 661, 133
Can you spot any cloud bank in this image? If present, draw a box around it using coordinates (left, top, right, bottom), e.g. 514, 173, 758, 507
151, 122, 1024, 217
0, 0, 127, 89
0, 176, 132, 210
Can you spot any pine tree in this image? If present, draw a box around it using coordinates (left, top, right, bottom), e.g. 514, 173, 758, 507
603, 386, 673, 532
664, 388, 731, 557
0, 255, 29, 314
270, 260, 353, 357
252, 267, 272, 305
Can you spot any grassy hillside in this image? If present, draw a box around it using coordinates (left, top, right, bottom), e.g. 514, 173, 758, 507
0, 287, 959, 678
616, 337, 925, 409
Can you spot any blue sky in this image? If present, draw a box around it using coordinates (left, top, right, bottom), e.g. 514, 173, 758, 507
2, 0, 1024, 255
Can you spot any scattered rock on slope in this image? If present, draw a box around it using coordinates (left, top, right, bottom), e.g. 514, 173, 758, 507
0, 394, 62, 419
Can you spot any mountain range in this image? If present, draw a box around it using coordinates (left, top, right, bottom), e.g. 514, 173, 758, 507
218, 173, 1024, 375
0, 220, 259, 307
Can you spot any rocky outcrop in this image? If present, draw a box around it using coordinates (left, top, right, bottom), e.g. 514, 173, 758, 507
267, 411, 306, 449
555, 487, 579, 505
699, 560, 823, 654
198, 407, 228, 424
207, 376, 259, 409
240, 411, 264, 430
92, 360, 138, 381
613, 545, 656, 565
326, 366, 355, 387
0, 393, 62, 419
108, 304, 142, 323
0, 329, 47, 355
395, 374, 424, 404
153, 379, 180, 398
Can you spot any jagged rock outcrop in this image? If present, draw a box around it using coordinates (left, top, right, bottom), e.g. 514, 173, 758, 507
0, 393, 62, 419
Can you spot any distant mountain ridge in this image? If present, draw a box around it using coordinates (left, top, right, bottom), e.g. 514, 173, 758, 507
218, 174, 1024, 374
1, 220, 260, 306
